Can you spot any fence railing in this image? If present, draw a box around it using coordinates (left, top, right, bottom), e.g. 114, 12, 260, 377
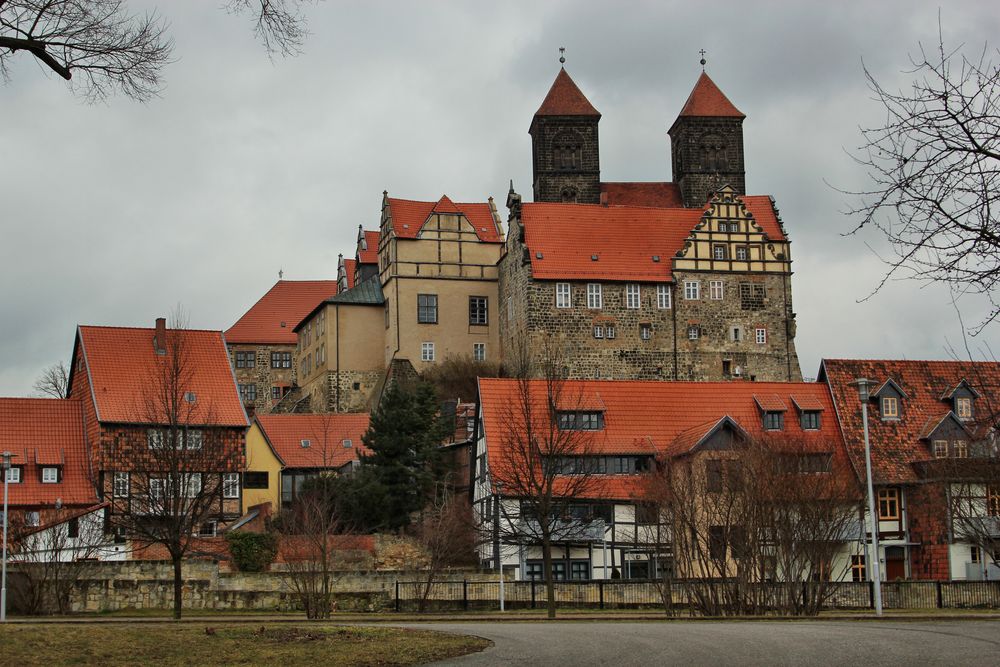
393, 579, 1000, 613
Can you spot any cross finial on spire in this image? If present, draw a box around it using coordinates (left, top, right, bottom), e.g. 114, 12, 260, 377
699, 49, 707, 70
278, 268, 284, 280
559, 47, 566, 65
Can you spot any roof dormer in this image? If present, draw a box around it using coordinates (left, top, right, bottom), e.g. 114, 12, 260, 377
871, 378, 907, 421
940, 379, 980, 422
754, 394, 787, 431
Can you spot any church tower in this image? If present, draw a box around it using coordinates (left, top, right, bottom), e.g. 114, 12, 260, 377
529, 68, 602, 204
668, 72, 746, 208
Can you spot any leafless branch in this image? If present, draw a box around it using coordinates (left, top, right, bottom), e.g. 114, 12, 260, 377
32, 360, 69, 398
224, 0, 319, 57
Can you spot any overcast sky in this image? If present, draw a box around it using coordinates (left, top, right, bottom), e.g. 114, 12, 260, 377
2, 0, 998, 395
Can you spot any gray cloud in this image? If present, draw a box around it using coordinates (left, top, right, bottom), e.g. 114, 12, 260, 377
2, 0, 998, 394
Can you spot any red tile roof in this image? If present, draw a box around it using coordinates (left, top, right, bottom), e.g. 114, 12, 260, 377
741, 196, 786, 241
74, 326, 248, 427
675, 71, 744, 119
256, 413, 371, 469
754, 394, 788, 412
821, 359, 1000, 484
479, 378, 846, 500
387, 196, 502, 243
0, 398, 96, 507
226, 280, 338, 345
534, 68, 600, 118
358, 230, 380, 265
600, 182, 684, 208
340, 258, 357, 292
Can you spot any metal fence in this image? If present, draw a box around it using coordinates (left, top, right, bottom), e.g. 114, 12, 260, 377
393, 579, 1000, 613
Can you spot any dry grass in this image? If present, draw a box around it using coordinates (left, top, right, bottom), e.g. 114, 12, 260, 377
0, 623, 490, 666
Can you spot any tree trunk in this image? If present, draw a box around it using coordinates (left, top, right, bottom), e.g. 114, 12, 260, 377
172, 555, 183, 620
541, 536, 556, 619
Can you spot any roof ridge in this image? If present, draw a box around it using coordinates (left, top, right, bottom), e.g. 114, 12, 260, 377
80, 324, 223, 334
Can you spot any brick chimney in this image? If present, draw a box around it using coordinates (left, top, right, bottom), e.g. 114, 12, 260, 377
153, 317, 167, 355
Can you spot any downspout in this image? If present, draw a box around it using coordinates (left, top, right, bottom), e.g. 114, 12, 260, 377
335, 304, 341, 413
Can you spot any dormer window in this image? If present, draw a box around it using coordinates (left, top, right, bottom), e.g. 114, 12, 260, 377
800, 411, 820, 430
881, 396, 899, 419
5, 467, 21, 483
41, 467, 59, 484
764, 412, 784, 431
557, 411, 604, 431
955, 397, 973, 421
933, 440, 948, 458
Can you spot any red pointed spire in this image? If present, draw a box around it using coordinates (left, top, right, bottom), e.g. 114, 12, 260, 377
534, 68, 601, 117
676, 72, 744, 119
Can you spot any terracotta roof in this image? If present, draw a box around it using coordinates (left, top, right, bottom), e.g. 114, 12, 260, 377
479, 378, 846, 500
754, 394, 788, 412
741, 196, 786, 242
358, 230, 380, 265
226, 280, 338, 345
600, 182, 684, 208
916, 412, 964, 441
256, 413, 371, 469
0, 398, 96, 507
340, 258, 357, 292
675, 71, 744, 119
74, 326, 248, 427
387, 196, 502, 243
534, 68, 600, 118
791, 394, 826, 412
821, 359, 1000, 484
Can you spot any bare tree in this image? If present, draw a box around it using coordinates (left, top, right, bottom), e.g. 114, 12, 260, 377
32, 361, 69, 399
0, 0, 320, 101
845, 24, 1000, 332
410, 486, 478, 612
491, 339, 601, 619
104, 316, 244, 619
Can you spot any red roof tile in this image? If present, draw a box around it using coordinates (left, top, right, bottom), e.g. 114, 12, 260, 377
821, 359, 1000, 484
256, 413, 371, 469
358, 230, 380, 265
75, 326, 248, 427
226, 280, 338, 345
791, 394, 826, 412
0, 398, 96, 507
387, 196, 502, 243
675, 71, 744, 119
600, 182, 684, 208
479, 378, 846, 500
340, 258, 357, 292
534, 68, 600, 118
754, 394, 788, 412
742, 196, 786, 242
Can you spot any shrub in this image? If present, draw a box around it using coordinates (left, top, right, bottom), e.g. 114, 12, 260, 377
226, 532, 278, 572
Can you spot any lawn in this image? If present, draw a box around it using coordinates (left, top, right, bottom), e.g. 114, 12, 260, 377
0, 623, 491, 666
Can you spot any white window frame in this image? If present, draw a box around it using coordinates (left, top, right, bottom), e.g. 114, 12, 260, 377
41, 467, 58, 484
593, 325, 604, 339
736, 246, 748, 261
473, 342, 486, 361
606, 324, 616, 339
709, 280, 724, 300
755, 327, 767, 345
147, 429, 164, 450
6, 467, 21, 483
640, 324, 652, 341
625, 284, 641, 309
656, 285, 671, 309
113, 472, 130, 498
185, 429, 203, 450
684, 281, 700, 300
421, 342, 435, 362
555, 283, 571, 309
688, 326, 700, 340
223, 472, 240, 499
184, 473, 202, 498
587, 283, 603, 309
933, 440, 948, 458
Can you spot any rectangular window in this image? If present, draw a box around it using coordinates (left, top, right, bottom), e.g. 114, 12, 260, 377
640, 324, 652, 340
605, 324, 616, 339
525, 562, 544, 581
954, 440, 968, 458
635, 504, 659, 525
709, 280, 724, 300
185, 429, 203, 450
987, 486, 1000, 517
709, 526, 727, 561
687, 325, 699, 340
656, 284, 671, 309
933, 440, 948, 458
223, 473, 240, 499
239, 384, 257, 402
570, 561, 590, 581
625, 284, 641, 309
551, 561, 567, 581
184, 473, 202, 498
971, 545, 981, 564
235, 351, 255, 369
271, 386, 282, 400
113, 472, 130, 498
587, 283, 602, 309
956, 397, 973, 420
755, 328, 767, 345
557, 411, 604, 431
25, 511, 40, 527
877, 488, 900, 520
881, 396, 899, 419
417, 294, 438, 324
556, 283, 571, 308
730, 326, 742, 342
41, 467, 58, 483
473, 343, 486, 361
735, 246, 748, 261
5, 467, 21, 483
469, 296, 488, 325
147, 429, 164, 450
243, 471, 269, 489
851, 555, 866, 582
684, 280, 700, 300
706, 460, 723, 493
593, 325, 604, 339
713, 245, 728, 260
764, 411, 784, 431
421, 342, 435, 362
800, 411, 820, 430
67, 517, 79, 539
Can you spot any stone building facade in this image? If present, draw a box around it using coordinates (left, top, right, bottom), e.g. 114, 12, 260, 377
499, 67, 800, 382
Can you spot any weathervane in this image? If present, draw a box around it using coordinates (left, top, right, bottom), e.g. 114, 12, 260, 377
278, 268, 283, 280
699, 49, 707, 70
559, 47, 566, 65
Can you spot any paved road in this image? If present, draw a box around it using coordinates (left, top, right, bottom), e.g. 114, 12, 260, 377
404, 620, 1000, 666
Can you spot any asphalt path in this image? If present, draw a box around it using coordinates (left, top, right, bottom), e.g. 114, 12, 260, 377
405, 620, 1000, 666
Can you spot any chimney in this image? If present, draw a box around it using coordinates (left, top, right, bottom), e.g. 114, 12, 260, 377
153, 317, 166, 355
600, 192, 608, 207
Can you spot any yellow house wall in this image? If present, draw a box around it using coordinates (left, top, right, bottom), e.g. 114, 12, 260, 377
243, 422, 282, 514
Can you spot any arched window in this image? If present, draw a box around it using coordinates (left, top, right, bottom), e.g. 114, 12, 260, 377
699, 133, 726, 171
553, 131, 583, 171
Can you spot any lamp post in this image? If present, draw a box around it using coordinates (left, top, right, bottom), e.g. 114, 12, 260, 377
852, 379, 883, 616
494, 481, 505, 612
2, 451, 14, 623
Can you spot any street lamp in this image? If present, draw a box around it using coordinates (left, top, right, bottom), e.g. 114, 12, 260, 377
2, 450, 15, 623
852, 379, 883, 616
